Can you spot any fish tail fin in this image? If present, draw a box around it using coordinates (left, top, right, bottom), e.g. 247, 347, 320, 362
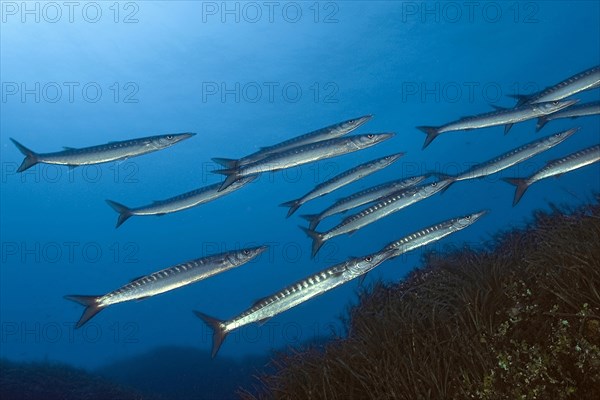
212, 157, 239, 169
416, 126, 441, 149
105, 199, 133, 228
502, 177, 530, 206
213, 168, 242, 192
193, 311, 228, 358
64, 295, 104, 328
300, 214, 321, 231
536, 117, 548, 132
507, 94, 530, 107
10, 138, 39, 172
299, 226, 325, 258
279, 199, 303, 218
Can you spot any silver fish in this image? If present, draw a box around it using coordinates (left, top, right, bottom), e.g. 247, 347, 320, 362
212, 115, 372, 169
194, 210, 486, 358
301, 179, 453, 257
537, 101, 600, 131
511, 65, 600, 106
417, 100, 577, 148
301, 174, 429, 230
11, 133, 196, 172
106, 176, 257, 228
214, 133, 395, 191
65, 246, 267, 328
383, 210, 487, 258
280, 152, 404, 217
439, 128, 579, 191
194, 250, 394, 358
503, 144, 600, 206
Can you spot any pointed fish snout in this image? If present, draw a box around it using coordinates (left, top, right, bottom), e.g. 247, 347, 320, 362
388, 152, 405, 161
470, 210, 489, 221
375, 132, 395, 142
254, 245, 269, 255
561, 99, 580, 108
563, 127, 581, 137
357, 114, 373, 125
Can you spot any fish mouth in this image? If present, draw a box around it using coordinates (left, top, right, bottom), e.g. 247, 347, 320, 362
388, 152, 405, 162
355, 114, 374, 127
374, 132, 396, 142
173, 132, 197, 142
560, 99, 579, 109
470, 210, 489, 222
562, 127, 581, 137
253, 245, 269, 255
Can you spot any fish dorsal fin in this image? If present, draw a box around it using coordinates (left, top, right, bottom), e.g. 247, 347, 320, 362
130, 276, 145, 282
63, 146, 77, 150
491, 105, 509, 111
252, 296, 269, 308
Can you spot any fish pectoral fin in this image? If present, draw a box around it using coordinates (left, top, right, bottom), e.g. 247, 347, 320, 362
491, 105, 509, 111
553, 173, 564, 179
257, 317, 272, 326
63, 146, 77, 150
347, 229, 358, 236
358, 272, 369, 286
136, 296, 151, 302
155, 213, 167, 217
67, 165, 78, 170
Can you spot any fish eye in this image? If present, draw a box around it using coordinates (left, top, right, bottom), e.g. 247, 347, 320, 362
466, 216, 471, 220
432, 182, 437, 186
367, 134, 375, 139
552, 101, 559, 106
243, 249, 250, 255
166, 135, 174, 140
365, 256, 373, 262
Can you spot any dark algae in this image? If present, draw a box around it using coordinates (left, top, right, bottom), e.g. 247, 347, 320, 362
0, 358, 154, 400
242, 199, 600, 399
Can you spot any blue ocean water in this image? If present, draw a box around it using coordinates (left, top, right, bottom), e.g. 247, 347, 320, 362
1, 0, 599, 391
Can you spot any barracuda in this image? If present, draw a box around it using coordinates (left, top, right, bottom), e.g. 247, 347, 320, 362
64, 246, 267, 328
416, 100, 577, 148
10, 132, 196, 172
213, 133, 395, 191
194, 210, 486, 358
280, 152, 404, 217
301, 174, 430, 230
301, 179, 453, 257
212, 115, 372, 169
438, 128, 579, 192
511, 65, 600, 106
194, 250, 392, 358
105, 176, 257, 228
537, 101, 600, 131
503, 144, 600, 206
383, 210, 487, 258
